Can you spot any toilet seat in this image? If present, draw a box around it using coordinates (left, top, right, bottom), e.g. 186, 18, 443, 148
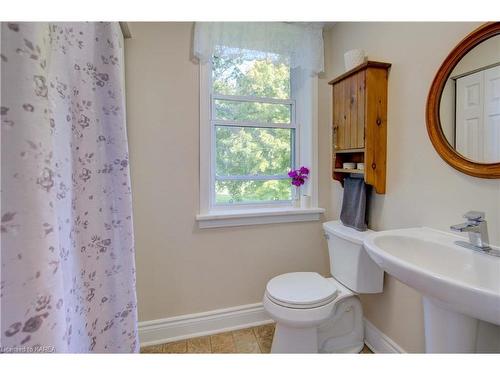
266, 272, 339, 309
263, 274, 358, 331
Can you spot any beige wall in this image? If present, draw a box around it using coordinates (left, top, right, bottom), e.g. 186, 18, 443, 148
125, 22, 331, 322
321, 22, 500, 352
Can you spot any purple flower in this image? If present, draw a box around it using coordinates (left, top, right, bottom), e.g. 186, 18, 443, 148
288, 166, 310, 187
299, 166, 310, 175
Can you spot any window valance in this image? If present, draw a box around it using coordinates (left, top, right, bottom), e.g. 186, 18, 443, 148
193, 22, 325, 75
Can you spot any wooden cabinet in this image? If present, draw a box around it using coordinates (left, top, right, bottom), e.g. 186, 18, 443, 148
329, 61, 391, 194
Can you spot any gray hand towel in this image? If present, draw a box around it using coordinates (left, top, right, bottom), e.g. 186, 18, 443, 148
340, 176, 369, 231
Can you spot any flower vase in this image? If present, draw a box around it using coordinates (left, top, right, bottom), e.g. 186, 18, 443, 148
300, 194, 311, 208
293, 186, 301, 208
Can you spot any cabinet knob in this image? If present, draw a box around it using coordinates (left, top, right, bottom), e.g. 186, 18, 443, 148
371, 163, 376, 170
376, 118, 382, 126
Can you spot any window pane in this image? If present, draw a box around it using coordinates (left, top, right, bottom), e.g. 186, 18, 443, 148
215, 179, 291, 204
214, 99, 291, 124
212, 46, 290, 99
215, 126, 293, 176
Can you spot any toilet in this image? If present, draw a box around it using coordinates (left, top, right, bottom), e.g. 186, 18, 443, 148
262, 220, 384, 353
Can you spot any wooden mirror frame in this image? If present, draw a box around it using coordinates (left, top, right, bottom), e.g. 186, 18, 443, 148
426, 22, 500, 178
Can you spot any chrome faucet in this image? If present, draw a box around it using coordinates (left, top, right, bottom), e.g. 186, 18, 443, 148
450, 211, 499, 257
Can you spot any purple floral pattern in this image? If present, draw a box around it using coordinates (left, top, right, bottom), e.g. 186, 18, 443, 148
1, 22, 138, 353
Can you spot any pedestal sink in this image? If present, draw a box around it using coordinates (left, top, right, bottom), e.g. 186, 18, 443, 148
363, 227, 500, 353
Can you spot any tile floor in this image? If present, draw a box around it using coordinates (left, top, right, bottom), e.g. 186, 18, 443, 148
141, 323, 373, 354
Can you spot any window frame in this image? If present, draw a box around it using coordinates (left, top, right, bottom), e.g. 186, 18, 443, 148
197, 56, 323, 228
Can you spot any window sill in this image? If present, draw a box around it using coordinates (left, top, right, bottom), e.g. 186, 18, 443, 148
196, 207, 326, 229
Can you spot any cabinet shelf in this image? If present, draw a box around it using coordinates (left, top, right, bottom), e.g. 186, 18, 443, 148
333, 168, 364, 174
333, 148, 365, 154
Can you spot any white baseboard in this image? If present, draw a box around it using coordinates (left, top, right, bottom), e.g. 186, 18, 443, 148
139, 303, 405, 353
363, 318, 406, 353
138, 303, 274, 347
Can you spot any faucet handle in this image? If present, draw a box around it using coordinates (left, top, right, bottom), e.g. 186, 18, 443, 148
463, 211, 486, 222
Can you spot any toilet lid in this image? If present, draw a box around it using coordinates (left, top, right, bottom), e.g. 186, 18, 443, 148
266, 272, 338, 307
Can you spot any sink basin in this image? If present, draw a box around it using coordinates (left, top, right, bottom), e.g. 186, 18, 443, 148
363, 227, 500, 352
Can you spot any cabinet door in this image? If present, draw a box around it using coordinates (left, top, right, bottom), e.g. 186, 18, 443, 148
356, 71, 366, 148
332, 80, 345, 150
333, 72, 366, 150
344, 76, 352, 148
340, 72, 366, 149
346, 71, 366, 149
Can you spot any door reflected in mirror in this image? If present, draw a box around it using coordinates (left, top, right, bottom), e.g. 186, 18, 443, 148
439, 35, 500, 163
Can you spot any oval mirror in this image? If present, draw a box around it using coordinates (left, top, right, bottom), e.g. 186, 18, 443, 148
427, 22, 500, 178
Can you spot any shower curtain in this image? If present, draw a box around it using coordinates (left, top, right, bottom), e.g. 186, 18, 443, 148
1, 22, 138, 353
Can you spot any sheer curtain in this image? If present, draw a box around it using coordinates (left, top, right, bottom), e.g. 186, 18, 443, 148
1, 22, 138, 353
193, 22, 325, 75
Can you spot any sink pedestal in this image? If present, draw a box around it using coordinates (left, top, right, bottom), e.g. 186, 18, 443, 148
423, 297, 478, 353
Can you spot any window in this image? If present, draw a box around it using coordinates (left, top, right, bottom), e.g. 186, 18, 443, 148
211, 46, 295, 206
197, 44, 323, 227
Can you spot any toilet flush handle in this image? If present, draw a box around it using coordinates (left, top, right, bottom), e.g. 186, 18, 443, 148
324, 233, 330, 240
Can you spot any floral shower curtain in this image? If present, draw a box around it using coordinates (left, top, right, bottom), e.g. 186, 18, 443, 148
1, 22, 138, 353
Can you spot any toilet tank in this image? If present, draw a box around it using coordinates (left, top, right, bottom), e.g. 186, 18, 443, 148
323, 220, 383, 294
